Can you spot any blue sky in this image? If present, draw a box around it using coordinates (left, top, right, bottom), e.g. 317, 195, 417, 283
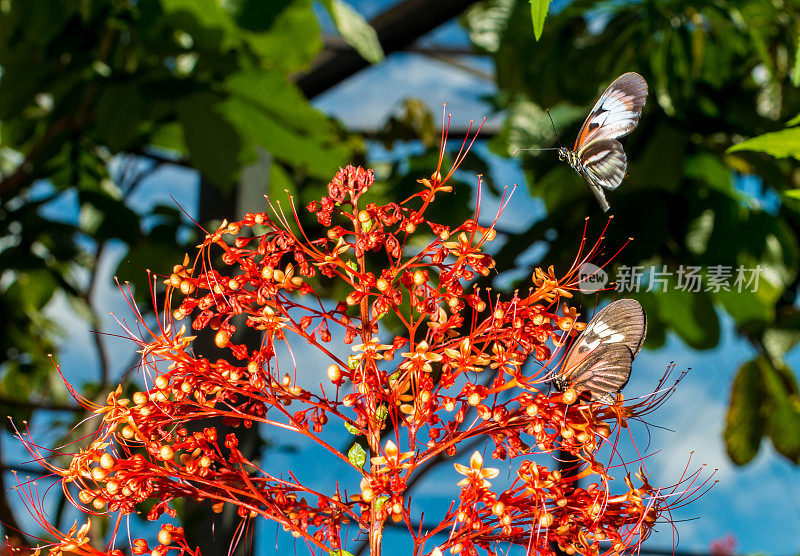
6, 2, 800, 555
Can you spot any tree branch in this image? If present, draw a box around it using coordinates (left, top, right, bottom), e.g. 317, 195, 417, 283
296, 0, 482, 99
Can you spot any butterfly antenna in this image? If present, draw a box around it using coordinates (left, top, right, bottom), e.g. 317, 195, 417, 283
511, 109, 563, 156
546, 108, 562, 147
511, 147, 559, 155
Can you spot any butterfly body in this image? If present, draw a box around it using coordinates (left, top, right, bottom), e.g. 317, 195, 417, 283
561, 72, 648, 213
553, 299, 647, 403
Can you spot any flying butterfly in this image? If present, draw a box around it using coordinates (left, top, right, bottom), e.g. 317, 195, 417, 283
553, 299, 647, 404
557, 72, 648, 212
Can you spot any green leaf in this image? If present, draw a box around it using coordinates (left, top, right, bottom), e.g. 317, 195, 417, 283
788, 113, 800, 127
762, 358, 800, 462
330, 551, 356, 556
150, 122, 187, 154
653, 284, 719, 350
7, 269, 59, 311
727, 128, 800, 160
177, 92, 243, 187
220, 71, 350, 179
793, 30, 800, 87
344, 421, 359, 435
724, 359, 765, 465
160, 0, 239, 51
684, 153, 733, 192
464, 0, 515, 53
530, 0, 551, 41
374, 495, 389, 512
323, 0, 384, 64
747, 217, 798, 303
229, 0, 294, 32
78, 191, 140, 244
269, 161, 297, 200
95, 85, 147, 152
685, 209, 715, 255
713, 216, 798, 326
784, 189, 800, 200
763, 327, 800, 360
347, 442, 367, 468
247, 0, 323, 74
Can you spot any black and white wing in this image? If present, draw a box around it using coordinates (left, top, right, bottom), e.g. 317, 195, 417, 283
573, 72, 648, 152
556, 343, 634, 404
554, 299, 647, 403
578, 139, 628, 213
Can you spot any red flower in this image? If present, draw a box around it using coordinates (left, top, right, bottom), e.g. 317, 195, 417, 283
12, 125, 710, 556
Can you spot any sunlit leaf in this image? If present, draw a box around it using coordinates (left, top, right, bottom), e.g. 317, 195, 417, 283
150, 122, 187, 154
529, 0, 550, 41
465, 0, 515, 52
727, 128, 800, 160
685, 209, 714, 255
347, 442, 367, 468
248, 0, 323, 73
374, 495, 389, 512
160, 0, 240, 51
322, 0, 384, 64
219, 71, 350, 179
763, 325, 800, 360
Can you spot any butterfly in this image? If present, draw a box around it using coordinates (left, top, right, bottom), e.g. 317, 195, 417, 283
553, 298, 647, 403
558, 72, 648, 213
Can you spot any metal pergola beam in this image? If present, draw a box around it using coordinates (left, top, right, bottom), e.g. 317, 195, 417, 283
296, 0, 482, 98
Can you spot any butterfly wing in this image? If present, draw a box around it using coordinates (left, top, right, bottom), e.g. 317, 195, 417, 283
579, 139, 627, 212
558, 343, 634, 404
580, 139, 626, 191
555, 299, 647, 402
573, 72, 648, 152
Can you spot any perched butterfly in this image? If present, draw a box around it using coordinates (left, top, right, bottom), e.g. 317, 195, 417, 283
558, 72, 648, 212
553, 299, 647, 403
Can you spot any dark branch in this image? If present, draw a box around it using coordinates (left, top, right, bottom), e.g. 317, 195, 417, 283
321, 36, 484, 57
296, 0, 483, 99
0, 396, 82, 412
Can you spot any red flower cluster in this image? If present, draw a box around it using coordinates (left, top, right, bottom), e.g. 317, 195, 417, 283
13, 129, 712, 556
